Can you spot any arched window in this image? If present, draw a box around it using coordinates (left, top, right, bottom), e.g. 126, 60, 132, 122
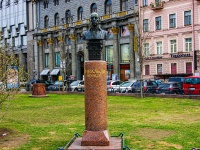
44, 16, 49, 28
43, 0, 48, 9
54, 0, 59, 6
77, 7, 83, 20
120, 0, 128, 11
90, 3, 97, 13
66, 10, 71, 24
105, 0, 112, 14
55, 13, 60, 26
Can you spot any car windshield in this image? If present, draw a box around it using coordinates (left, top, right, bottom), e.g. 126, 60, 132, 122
158, 83, 170, 88
120, 82, 133, 87
54, 81, 63, 86
70, 81, 79, 86
184, 78, 200, 84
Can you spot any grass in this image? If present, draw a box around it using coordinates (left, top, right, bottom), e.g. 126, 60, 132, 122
0, 94, 200, 150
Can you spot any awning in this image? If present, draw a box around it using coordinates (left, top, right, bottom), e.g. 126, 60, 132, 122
50, 69, 60, 75
153, 73, 193, 79
40, 69, 50, 76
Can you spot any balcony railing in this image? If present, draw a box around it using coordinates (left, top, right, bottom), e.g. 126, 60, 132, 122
101, 14, 111, 20
117, 11, 127, 17
150, 1, 164, 10
75, 20, 83, 26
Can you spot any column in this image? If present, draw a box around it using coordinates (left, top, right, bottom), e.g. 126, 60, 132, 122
69, 34, 76, 79
34, 39, 39, 79
37, 40, 43, 78
47, 38, 54, 71
57, 35, 65, 79
127, 24, 135, 78
32, 0, 37, 29
110, 27, 119, 76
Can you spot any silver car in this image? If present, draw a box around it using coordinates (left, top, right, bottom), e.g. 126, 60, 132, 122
118, 81, 136, 93
69, 80, 84, 92
107, 80, 123, 93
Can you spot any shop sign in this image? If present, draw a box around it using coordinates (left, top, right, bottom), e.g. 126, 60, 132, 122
171, 53, 191, 58
144, 56, 163, 60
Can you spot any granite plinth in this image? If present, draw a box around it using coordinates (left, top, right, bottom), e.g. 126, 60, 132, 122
82, 61, 109, 146
81, 130, 109, 146
29, 83, 48, 97
68, 137, 121, 150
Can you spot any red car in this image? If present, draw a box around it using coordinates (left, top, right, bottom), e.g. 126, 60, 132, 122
183, 76, 200, 95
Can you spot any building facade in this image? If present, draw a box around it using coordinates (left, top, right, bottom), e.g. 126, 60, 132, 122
30, 0, 140, 82
0, 0, 28, 78
140, 0, 200, 80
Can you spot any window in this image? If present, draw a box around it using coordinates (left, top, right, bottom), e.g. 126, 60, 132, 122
44, 0, 48, 9
121, 26, 130, 36
135, 0, 138, 5
120, 44, 130, 63
157, 64, 162, 74
77, 33, 83, 43
54, 0, 59, 6
21, 36, 27, 46
156, 41, 162, 54
55, 52, 60, 67
144, 43, 150, 56
107, 28, 113, 39
91, 3, 97, 13
78, 7, 83, 20
106, 46, 113, 63
170, 40, 177, 53
171, 63, 177, 74
54, 38, 58, 47
44, 16, 49, 28
185, 38, 192, 52
55, 13, 59, 26
45, 53, 49, 68
143, 0, 148, 6
44, 40, 49, 49
143, 19, 148, 32
121, 0, 128, 11
65, 35, 71, 45
145, 65, 150, 75
184, 10, 191, 26
155, 16, 162, 30
66, 10, 71, 24
65, 0, 70, 2
105, 0, 112, 14
169, 14, 176, 28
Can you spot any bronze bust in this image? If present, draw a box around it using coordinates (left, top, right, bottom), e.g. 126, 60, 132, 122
82, 12, 108, 40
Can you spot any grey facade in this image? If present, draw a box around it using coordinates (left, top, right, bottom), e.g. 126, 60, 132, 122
0, 0, 28, 79
31, 0, 140, 82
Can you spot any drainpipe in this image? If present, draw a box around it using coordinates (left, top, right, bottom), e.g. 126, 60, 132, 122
192, 0, 195, 74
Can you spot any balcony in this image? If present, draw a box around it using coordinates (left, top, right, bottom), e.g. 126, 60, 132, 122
101, 14, 111, 20
74, 20, 83, 26
150, 1, 164, 10
117, 11, 127, 17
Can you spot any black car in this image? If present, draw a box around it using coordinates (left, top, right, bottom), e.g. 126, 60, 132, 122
47, 81, 66, 91
132, 80, 158, 94
156, 82, 183, 94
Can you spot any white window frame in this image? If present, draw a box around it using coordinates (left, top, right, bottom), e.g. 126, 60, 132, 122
144, 43, 150, 56
156, 41, 162, 55
170, 39, 177, 53
185, 38, 192, 52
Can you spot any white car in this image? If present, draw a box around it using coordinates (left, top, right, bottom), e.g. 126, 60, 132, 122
69, 80, 84, 92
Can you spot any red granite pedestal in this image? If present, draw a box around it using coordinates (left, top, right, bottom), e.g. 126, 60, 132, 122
81, 61, 109, 146
68, 137, 121, 150
29, 83, 48, 97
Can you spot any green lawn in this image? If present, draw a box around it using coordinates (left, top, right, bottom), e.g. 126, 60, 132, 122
0, 94, 199, 150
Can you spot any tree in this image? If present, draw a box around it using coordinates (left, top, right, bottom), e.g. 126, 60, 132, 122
133, 8, 153, 98
0, 47, 27, 122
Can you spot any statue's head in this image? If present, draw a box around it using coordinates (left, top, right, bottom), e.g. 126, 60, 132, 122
90, 12, 100, 28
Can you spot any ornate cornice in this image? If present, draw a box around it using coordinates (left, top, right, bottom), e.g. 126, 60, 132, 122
127, 24, 134, 32
110, 27, 119, 34
47, 38, 53, 45
37, 40, 43, 46
69, 34, 76, 41
57, 36, 64, 43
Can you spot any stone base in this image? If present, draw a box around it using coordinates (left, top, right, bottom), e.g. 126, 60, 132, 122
29, 95, 49, 98
68, 137, 121, 150
81, 130, 110, 146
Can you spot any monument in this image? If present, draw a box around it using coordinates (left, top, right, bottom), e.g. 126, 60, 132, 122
68, 12, 121, 150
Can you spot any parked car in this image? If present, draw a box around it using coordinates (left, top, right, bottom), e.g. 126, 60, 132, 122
69, 80, 84, 92
156, 82, 183, 94
168, 77, 184, 85
107, 80, 123, 93
132, 80, 158, 94
118, 81, 136, 93
47, 81, 66, 91
76, 81, 85, 92
183, 76, 200, 95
